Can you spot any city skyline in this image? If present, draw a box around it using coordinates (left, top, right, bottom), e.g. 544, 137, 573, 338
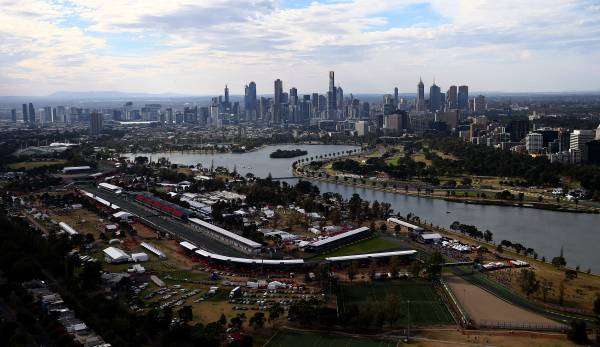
2, 0, 600, 96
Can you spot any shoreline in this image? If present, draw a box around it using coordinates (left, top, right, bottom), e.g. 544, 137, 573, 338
293, 170, 599, 215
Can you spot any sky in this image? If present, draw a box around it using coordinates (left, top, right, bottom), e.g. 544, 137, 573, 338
1, 0, 600, 96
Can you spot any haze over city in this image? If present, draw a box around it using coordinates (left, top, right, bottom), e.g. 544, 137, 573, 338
2, 0, 600, 96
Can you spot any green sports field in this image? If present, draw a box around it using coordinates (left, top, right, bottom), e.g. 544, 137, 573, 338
266, 329, 397, 347
337, 280, 455, 326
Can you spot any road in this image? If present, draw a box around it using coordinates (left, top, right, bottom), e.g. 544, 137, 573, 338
80, 184, 243, 257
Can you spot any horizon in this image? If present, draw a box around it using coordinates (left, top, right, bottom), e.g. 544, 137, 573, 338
2, 1, 600, 96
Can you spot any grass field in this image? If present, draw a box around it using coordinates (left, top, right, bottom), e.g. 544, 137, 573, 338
266, 329, 397, 347
337, 280, 454, 326
312, 236, 404, 260
8, 160, 67, 170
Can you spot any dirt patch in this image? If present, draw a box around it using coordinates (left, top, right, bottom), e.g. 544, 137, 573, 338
445, 275, 563, 329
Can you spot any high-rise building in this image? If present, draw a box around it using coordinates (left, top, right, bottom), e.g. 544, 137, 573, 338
570, 130, 595, 151
224, 85, 230, 109
355, 120, 369, 136
416, 78, 425, 112
473, 95, 486, 112
384, 113, 408, 133
458, 85, 469, 110
289, 87, 298, 106
436, 110, 460, 130
446, 86, 457, 109
273, 79, 283, 124
28, 103, 35, 124
595, 124, 600, 140
43, 106, 52, 123
394, 87, 399, 106
429, 83, 441, 111
507, 119, 529, 142
90, 112, 103, 136
327, 71, 337, 120
525, 132, 544, 152
336, 86, 344, 110
244, 81, 257, 120
22, 104, 28, 123
11, 109, 17, 123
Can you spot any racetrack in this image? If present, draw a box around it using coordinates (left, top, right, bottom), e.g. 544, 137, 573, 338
445, 275, 565, 330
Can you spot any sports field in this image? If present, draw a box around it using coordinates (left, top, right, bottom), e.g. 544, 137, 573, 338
337, 280, 454, 326
266, 329, 397, 347
313, 236, 404, 260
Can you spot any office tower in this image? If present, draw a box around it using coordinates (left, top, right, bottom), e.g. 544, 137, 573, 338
596, 124, 600, 140
259, 97, 269, 120
429, 82, 441, 112
112, 110, 123, 121
458, 85, 469, 110
436, 110, 460, 130
473, 95, 487, 112
506, 119, 529, 142
272, 79, 283, 124
526, 132, 544, 152
394, 87, 399, 106
11, 109, 17, 122
56, 106, 66, 122
28, 103, 35, 123
384, 113, 408, 133
43, 106, 52, 123
446, 86, 457, 109
327, 71, 337, 120
90, 112, 103, 135
355, 120, 369, 136
383, 94, 395, 115
570, 130, 595, 151
585, 140, 600, 164
224, 85, 230, 110
22, 104, 28, 123
274, 79, 283, 104
361, 102, 370, 118
244, 81, 257, 120
416, 78, 425, 112
336, 86, 344, 110
289, 87, 298, 106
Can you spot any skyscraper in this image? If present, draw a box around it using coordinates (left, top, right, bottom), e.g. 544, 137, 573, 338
224, 85, 230, 110
446, 86, 457, 109
273, 79, 283, 124
28, 103, 35, 124
429, 82, 441, 111
327, 71, 337, 120
11, 109, 17, 123
473, 95, 487, 112
458, 85, 469, 110
22, 104, 28, 123
416, 78, 425, 112
90, 112, 103, 136
244, 81, 257, 120
289, 87, 298, 106
394, 87, 399, 106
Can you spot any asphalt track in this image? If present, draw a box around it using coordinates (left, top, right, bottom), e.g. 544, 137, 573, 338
81, 184, 243, 257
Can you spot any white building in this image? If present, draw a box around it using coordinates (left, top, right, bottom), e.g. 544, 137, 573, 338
570, 130, 595, 163
525, 132, 543, 152
102, 247, 130, 263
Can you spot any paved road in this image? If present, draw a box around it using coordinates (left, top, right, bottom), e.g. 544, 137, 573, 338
80, 185, 243, 257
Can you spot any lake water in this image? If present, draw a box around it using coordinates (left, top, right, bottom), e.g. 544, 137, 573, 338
124, 144, 600, 271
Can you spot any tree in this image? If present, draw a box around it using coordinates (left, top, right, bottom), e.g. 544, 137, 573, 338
347, 261, 358, 282
249, 312, 265, 330
540, 279, 553, 302
178, 305, 193, 323
409, 261, 422, 278
425, 252, 444, 280
268, 303, 284, 326
567, 321, 589, 345
484, 230, 493, 242
518, 269, 540, 297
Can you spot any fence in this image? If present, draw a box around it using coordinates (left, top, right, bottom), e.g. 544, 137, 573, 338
476, 320, 567, 332
439, 278, 473, 328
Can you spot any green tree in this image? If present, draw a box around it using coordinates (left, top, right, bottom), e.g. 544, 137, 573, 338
518, 269, 540, 297
268, 302, 284, 326
249, 312, 265, 330
425, 252, 444, 280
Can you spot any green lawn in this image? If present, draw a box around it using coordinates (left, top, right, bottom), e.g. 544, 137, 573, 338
312, 236, 404, 260
8, 160, 67, 170
336, 280, 455, 326
266, 329, 397, 347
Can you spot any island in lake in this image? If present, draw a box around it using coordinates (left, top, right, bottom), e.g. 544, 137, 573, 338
269, 148, 308, 158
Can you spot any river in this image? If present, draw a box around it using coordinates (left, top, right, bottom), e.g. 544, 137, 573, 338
124, 144, 600, 271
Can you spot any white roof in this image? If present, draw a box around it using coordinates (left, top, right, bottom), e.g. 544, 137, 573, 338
387, 218, 424, 231
98, 182, 122, 191
103, 247, 129, 260
59, 222, 78, 235
310, 226, 370, 247
325, 250, 417, 262
189, 218, 261, 249
179, 241, 197, 251
421, 233, 442, 240
140, 242, 166, 258
113, 211, 133, 218
194, 248, 304, 265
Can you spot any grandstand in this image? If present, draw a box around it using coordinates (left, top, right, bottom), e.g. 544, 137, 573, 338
188, 218, 261, 254
305, 226, 372, 253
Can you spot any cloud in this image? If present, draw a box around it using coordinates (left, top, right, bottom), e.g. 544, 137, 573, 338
0, 0, 599, 95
